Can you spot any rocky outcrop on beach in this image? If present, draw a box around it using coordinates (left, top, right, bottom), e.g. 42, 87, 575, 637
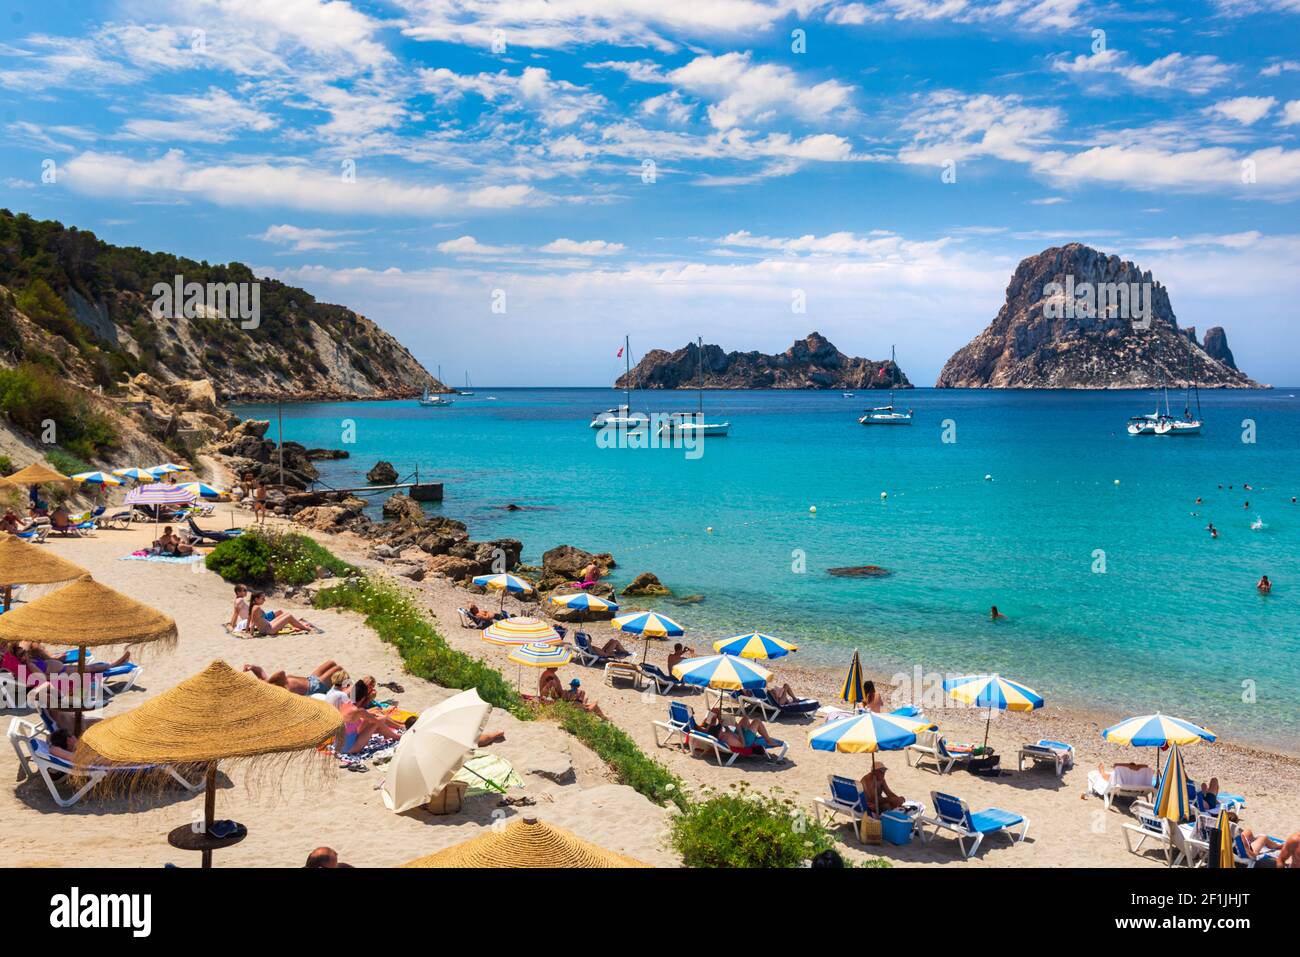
0, 208, 448, 402
936, 244, 1260, 389
622, 572, 671, 596
617, 333, 910, 391
210, 419, 320, 489
538, 545, 617, 591
367, 461, 398, 484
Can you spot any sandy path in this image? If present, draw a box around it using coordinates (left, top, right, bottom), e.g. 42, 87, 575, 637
0, 523, 677, 868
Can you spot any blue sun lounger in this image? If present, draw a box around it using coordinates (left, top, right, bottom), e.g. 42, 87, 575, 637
734, 687, 820, 720
920, 791, 1030, 858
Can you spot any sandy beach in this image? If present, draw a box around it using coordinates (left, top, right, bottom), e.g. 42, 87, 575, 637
4, 513, 1298, 869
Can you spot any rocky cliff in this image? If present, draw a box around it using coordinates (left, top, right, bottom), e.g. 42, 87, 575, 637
0, 209, 446, 402
616, 332, 910, 390
936, 244, 1259, 389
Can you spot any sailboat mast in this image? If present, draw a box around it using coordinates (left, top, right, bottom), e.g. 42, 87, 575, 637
697, 336, 703, 415
889, 345, 896, 407
625, 335, 631, 409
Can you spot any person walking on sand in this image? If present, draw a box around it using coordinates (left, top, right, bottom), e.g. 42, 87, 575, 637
1257, 575, 1272, 595
252, 479, 268, 525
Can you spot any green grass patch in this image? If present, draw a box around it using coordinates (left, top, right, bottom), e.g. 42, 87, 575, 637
205, 528, 356, 586
312, 575, 528, 717
539, 700, 688, 811
44, 448, 93, 478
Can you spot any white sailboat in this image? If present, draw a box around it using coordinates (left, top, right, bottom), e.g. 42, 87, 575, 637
459, 372, 474, 396
590, 335, 648, 430
1156, 357, 1202, 435
418, 366, 454, 407
659, 336, 730, 439
858, 346, 913, 425
1127, 378, 1172, 435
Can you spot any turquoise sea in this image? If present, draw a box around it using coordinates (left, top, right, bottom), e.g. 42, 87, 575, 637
231, 389, 1300, 752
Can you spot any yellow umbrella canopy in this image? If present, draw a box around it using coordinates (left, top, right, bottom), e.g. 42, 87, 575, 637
402, 817, 648, 868
81, 660, 342, 767
0, 576, 177, 650
6, 462, 72, 484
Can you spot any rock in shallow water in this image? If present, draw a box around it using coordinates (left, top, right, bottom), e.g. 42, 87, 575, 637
827, 565, 891, 578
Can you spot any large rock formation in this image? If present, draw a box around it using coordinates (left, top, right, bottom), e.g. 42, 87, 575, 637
617, 333, 910, 391
1202, 327, 1237, 371
936, 244, 1260, 389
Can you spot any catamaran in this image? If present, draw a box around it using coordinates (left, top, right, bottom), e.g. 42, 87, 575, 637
590, 335, 648, 430
858, 346, 913, 425
658, 336, 730, 438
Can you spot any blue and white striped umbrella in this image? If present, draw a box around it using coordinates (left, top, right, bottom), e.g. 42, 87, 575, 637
112, 467, 153, 482
942, 674, 1044, 712
72, 471, 122, 486
472, 573, 534, 594
548, 593, 618, 613
713, 632, 797, 660
808, 711, 936, 755
611, 611, 684, 638
1102, 713, 1216, 748
671, 653, 770, 691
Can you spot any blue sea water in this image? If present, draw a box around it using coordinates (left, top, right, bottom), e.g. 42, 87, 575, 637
231, 389, 1300, 751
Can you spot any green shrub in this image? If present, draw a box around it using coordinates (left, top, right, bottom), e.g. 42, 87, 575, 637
44, 449, 92, 477
669, 787, 841, 868
312, 576, 527, 717
541, 701, 687, 811
0, 362, 117, 457
15, 278, 84, 346
205, 533, 274, 583
0, 454, 12, 475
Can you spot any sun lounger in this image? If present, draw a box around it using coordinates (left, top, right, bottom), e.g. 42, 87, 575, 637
1088, 765, 1156, 810
16, 526, 49, 543
603, 660, 641, 688
650, 701, 787, 764
1122, 799, 1187, 866
1018, 739, 1075, 776
814, 774, 870, 826
570, 631, 629, 666
1185, 781, 1246, 814
735, 687, 820, 720
456, 607, 490, 630
8, 717, 202, 808
920, 790, 1029, 858
638, 662, 688, 694
651, 700, 695, 748
906, 730, 976, 774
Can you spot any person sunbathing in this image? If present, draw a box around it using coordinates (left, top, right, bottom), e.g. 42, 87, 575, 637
666, 642, 695, 673
227, 585, 251, 633
862, 680, 884, 713
698, 705, 778, 751
466, 603, 495, 627
538, 668, 607, 718
766, 681, 803, 706
858, 765, 907, 815
249, 592, 318, 635
10, 643, 130, 677
1, 508, 23, 534
1095, 762, 1155, 790
587, 635, 630, 658
243, 660, 346, 696
153, 525, 191, 556
336, 683, 403, 754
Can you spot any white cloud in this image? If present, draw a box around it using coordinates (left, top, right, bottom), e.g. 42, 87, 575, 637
827, 0, 1086, 28
1260, 60, 1300, 77
176, 0, 391, 71
717, 229, 951, 259
667, 52, 855, 130
642, 91, 694, 124
120, 87, 277, 143
895, 92, 1062, 167
540, 238, 626, 256
62, 150, 536, 216
437, 235, 519, 255
1054, 49, 1233, 95
1207, 96, 1276, 125
256, 223, 361, 251
1281, 100, 1300, 126
421, 66, 605, 127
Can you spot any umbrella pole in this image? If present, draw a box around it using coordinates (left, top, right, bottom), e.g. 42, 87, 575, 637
982, 710, 992, 752
202, 763, 217, 869
74, 646, 86, 738
3, 584, 10, 612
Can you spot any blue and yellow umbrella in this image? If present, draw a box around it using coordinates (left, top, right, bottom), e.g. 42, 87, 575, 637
112, 467, 153, 482
472, 572, 535, 610
548, 593, 618, 613
612, 611, 684, 638
1101, 713, 1215, 748
72, 471, 122, 486
712, 632, 797, 660
507, 642, 572, 668
179, 482, 224, 499
1212, 809, 1235, 869
943, 672, 1044, 748
671, 653, 770, 691
1154, 743, 1192, 824
808, 711, 936, 755
146, 463, 186, 477
839, 649, 866, 706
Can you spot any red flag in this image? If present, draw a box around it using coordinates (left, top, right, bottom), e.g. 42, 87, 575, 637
617, 346, 624, 358
878, 366, 887, 378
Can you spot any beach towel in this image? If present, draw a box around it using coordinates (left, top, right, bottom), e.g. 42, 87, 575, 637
452, 751, 524, 795
1112, 765, 1156, 790
120, 552, 204, 564
326, 733, 399, 767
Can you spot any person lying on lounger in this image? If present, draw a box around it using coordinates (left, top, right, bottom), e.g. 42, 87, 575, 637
586, 635, 630, 658
8, 642, 130, 678
538, 668, 607, 718
466, 603, 495, 627
766, 682, 803, 706
249, 592, 318, 635
697, 705, 779, 751
858, 765, 908, 815
244, 660, 346, 696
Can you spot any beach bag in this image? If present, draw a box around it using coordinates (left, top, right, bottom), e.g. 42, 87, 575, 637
857, 814, 883, 845
967, 753, 1001, 776
424, 781, 468, 815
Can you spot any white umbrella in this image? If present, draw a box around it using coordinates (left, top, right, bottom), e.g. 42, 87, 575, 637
381, 688, 493, 814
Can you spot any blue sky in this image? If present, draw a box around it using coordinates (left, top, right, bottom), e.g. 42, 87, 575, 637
2, 0, 1300, 385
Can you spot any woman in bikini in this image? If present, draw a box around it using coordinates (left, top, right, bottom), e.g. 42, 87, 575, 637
249, 592, 317, 635
335, 682, 403, 754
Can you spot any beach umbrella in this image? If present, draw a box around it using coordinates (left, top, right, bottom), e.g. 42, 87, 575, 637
112, 468, 153, 482
0, 536, 88, 611
401, 817, 648, 868
146, 463, 186, 477
78, 661, 341, 867
5, 463, 72, 485
506, 641, 572, 691
125, 482, 197, 530
1154, 743, 1192, 824
472, 572, 535, 612
382, 688, 493, 814
1211, 809, 1235, 869
483, 616, 560, 647
178, 482, 224, 499
809, 710, 938, 812
942, 673, 1045, 749
839, 649, 866, 706
71, 471, 123, 487
613, 610, 684, 663
548, 592, 618, 614
672, 653, 770, 709
1102, 712, 1216, 769
0, 576, 177, 734
712, 632, 797, 660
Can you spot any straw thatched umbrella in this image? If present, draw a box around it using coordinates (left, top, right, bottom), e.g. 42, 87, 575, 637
0, 576, 176, 734
401, 817, 648, 868
5, 462, 72, 485
0, 535, 88, 610
80, 661, 343, 867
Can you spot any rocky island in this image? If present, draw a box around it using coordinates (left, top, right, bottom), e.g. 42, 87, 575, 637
617, 332, 910, 390
936, 244, 1260, 389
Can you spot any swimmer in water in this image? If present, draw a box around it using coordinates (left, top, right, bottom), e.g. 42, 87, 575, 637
1209, 524, 1219, 539
1258, 575, 1272, 595
990, 605, 1006, 621
1244, 501, 1250, 509
1244, 484, 1252, 491
1195, 497, 1203, 505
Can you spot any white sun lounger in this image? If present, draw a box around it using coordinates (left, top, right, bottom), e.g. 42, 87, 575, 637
906, 730, 974, 775
8, 717, 203, 808
1088, 766, 1156, 810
